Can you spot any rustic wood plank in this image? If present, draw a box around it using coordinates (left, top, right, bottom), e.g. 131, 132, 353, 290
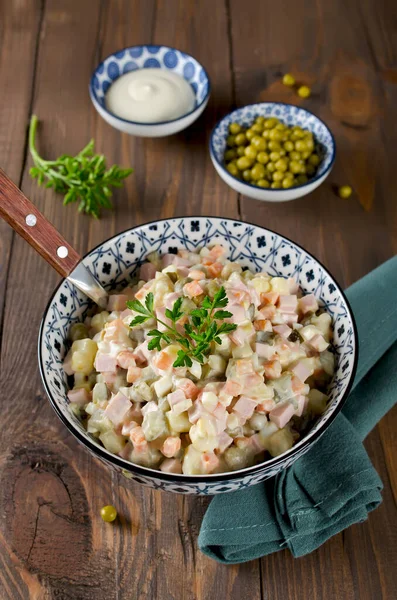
228, 0, 397, 598
0, 0, 43, 354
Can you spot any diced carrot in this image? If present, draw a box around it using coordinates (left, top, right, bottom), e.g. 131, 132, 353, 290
117, 351, 136, 369
207, 262, 223, 278
254, 319, 272, 331
256, 399, 276, 412
127, 366, 142, 383
208, 245, 226, 259
183, 281, 203, 298
223, 380, 242, 397
236, 359, 254, 376
291, 374, 305, 394
201, 452, 220, 473
263, 360, 282, 380
155, 351, 174, 371
201, 257, 214, 266
178, 378, 199, 399
260, 292, 279, 306
257, 305, 276, 320
162, 436, 181, 458
130, 426, 146, 445
189, 269, 205, 280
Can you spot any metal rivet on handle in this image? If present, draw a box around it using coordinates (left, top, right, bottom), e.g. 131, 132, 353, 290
26, 214, 37, 227
57, 246, 69, 259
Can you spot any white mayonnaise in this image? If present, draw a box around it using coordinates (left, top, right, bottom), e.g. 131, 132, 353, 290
105, 68, 195, 123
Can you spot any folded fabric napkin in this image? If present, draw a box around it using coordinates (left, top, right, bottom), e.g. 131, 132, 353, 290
199, 256, 397, 563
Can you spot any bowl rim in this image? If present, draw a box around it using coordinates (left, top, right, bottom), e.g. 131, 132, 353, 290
209, 102, 336, 193
38, 216, 358, 484
89, 44, 211, 127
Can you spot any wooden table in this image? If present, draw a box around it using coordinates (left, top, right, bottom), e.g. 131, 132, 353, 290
0, 1, 396, 598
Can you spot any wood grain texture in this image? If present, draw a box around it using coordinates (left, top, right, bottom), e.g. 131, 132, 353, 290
0, 0, 396, 599
0, 0, 43, 350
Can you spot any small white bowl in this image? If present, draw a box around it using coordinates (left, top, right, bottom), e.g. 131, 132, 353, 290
210, 102, 336, 202
89, 45, 211, 137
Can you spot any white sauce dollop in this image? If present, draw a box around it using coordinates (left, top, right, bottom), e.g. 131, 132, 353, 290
105, 68, 195, 123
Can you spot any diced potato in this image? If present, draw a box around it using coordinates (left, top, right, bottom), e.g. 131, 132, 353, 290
215, 334, 232, 355
130, 445, 162, 468
73, 372, 92, 392
142, 410, 169, 441
92, 382, 109, 404
300, 325, 321, 341
257, 421, 279, 448
208, 355, 226, 374
90, 311, 110, 334
320, 351, 335, 376
166, 410, 191, 433
182, 445, 204, 475
248, 413, 268, 431
71, 339, 97, 375
201, 391, 219, 411
267, 428, 294, 457
87, 409, 113, 434
308, 389, 328, 414
130, 381, 153, 402
154, 375, 173, 398
270, 277, 290, 295
310, 313, 332, 340
99, 430, 125, 454
251, 277, 271, 295
221, 262, 242, 279
232, 342, 253, 359
224, 446, 253, 470
188, 359, 202, 379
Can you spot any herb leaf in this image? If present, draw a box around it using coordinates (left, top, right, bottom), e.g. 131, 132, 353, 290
29, 115, 133, 218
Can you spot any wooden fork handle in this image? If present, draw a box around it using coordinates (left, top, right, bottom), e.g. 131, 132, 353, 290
0, 169, 80, 277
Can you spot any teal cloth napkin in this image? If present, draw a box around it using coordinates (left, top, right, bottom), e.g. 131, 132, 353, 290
199, 256, 397, 563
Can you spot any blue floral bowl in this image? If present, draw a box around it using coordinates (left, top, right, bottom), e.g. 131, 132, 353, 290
39, 217, 357, 495
210, 103, 336, 202
89, 45, 210, 137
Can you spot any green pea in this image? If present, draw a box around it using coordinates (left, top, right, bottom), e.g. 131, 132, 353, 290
271, 181, 282, 189
268, 140, 281, 151
282, 177, 294, 189
284, 141, 294, 153
289, 161, 301, 174
269, 129, 283, 142
309, 154, 320, 166
226, 135, 236, 147
251, 163, 266, 180
251, 136, 267, 150
295, 140, 307, 152
262, 129, 270, 139
236, 156, 253, 170
100, 505, 118, 522
257, 151, 270, 165
244, 145, 258, 160
229, 122, 241, 134
235, 132, 247, 146
289, 151, 301, 161
301, 150, 312, 160
255, 116, 265, 125
296, 174, 309, 185
251, 122, 264, 133
275, 158, 288, 172
236, 146, 246, 157
272, 170, 285, 182
246, 129, 255, 141
257, 179, 270, 188
225, 149, 237, 161
266, 162, 276, 173
264, 117, 279, 129
227, 162, 239, 176
242, 169, 252, 181
269, 151, 280, 162
338, 185, 353, 198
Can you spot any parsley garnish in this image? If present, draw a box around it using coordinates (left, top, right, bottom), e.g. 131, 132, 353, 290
28, 115, 133, 218
126, 287, 237, 367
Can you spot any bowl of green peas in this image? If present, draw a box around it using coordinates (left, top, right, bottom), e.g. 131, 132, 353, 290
209, 102, 335, 202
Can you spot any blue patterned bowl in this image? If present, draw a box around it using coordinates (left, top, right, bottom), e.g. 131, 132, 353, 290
210, 103, 336, 202
89, 45, 210, 137
39, 217, 357, 495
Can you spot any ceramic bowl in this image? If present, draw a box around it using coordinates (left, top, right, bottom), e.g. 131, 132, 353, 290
210, 103, 336, 202
39, 217, 357, 495
89, 45, 210, 137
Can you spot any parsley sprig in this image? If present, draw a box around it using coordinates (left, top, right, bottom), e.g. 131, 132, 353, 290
126, 287, 237, 367
29, 115, 133, 218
